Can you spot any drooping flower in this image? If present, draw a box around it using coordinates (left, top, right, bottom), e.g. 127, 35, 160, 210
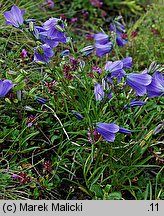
105, 60, 126, 82
94, 84, 104, 101
34, 44, 54, 63
94, 32, 109, 45
147, 71, 164, 98
116, 33, 127, 47
43, 18, 66, 43
96, 123, 119, 142
126, 70, 152, 96
4, 5, 25, 28
94, 32, 113, 57
0, 79, 14, 98
122, 57, 133, 69
110, 19, 127, 47
94, 42, 113, 57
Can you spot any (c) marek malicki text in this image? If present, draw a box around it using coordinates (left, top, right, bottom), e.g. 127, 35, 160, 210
19, 202, 83, 212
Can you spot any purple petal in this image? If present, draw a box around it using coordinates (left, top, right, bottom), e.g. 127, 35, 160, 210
119, 127, 131, 134
4, 5, 25, 28
116, 35, 127, 47
94, 32, 109, 45
96, 128, 116, 142
95, 42, 113, 57
94, 84, 104, 101
147, 71, 164, 98
97, 123, 119, 133
105, 60, 123, 73
0, 80, 13, 97
122, 57, 133, 69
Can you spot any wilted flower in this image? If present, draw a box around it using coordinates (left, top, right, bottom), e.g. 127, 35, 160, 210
34, 44, 54, 63
96, 123, 119, 142
0, 79, 13, 98
4, 5, 25, 28
147, 71, 164, 98
126, 70, 152, 96
94, 84, 104, 101
44, 80, 56, 92
43, 160, 52, 174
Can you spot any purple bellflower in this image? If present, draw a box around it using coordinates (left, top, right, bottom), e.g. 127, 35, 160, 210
0, 79, 13, 97
94, 42, 113, 57
126, 69, 152, 96
96, 123, 119, 142
122, 57, 133, 69
105, 60, 126, 82
34, 44, 54, 63
94, 32, 109, 45
147, 71, 164, 98
43, 18, 67, 43
94, 84, 104, 101
94, 32, 113, 57
110, 21, 127, 47
4, 5, 25, 28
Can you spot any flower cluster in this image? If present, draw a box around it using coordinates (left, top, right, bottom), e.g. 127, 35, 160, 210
92, 17, 127, 57
4, 5, 67, 63
93, 57, 163, 142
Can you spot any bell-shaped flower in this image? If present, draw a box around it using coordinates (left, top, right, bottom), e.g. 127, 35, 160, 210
34, 44, 54, 63
147, 71, 164, 98
126, 69, 152, 96
43, 18, 67, 43
122, 57, 133, 69
96, 122, 119, 142
4, 5, 25, 28
0, 79, 13, 97
105, 60, 126, 82
94, 32, 109, 45
94, 42, 113, 57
